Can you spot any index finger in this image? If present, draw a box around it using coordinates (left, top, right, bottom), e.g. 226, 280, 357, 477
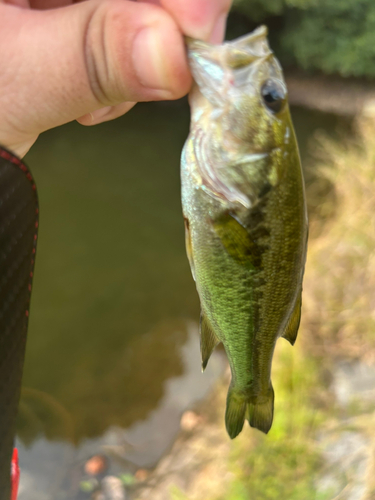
140, 0, 232, 42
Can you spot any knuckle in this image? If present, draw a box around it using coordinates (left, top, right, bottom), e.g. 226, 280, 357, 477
83, 0, 126, 106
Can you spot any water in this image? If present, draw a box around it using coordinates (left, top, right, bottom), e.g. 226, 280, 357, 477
18, 99, 347, 498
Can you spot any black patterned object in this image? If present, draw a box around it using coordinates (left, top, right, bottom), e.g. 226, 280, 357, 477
0, 147, 38, 500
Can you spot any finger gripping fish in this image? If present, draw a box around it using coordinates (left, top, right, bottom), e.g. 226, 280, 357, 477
181, 26, 308, 438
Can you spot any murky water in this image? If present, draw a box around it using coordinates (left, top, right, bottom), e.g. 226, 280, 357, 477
19, 99, 347, 498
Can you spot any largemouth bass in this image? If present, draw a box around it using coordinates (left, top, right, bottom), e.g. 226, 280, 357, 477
181, 26, 308, 438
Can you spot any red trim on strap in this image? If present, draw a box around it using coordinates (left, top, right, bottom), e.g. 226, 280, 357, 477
10, 448, 20, 500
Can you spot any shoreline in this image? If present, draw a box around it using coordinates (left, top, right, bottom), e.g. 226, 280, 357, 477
286, 71, 375, 116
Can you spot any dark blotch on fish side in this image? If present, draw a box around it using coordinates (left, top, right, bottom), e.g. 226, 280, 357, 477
213, 212, 263, 268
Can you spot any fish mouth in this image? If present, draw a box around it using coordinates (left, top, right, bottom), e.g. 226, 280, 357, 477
185, 25, 272, 70
185, 28, 286, 208
185, 26, 281, 107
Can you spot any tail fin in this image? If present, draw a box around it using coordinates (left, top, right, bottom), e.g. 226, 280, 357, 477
225, 383, 274, 438
248, 384, 274, 434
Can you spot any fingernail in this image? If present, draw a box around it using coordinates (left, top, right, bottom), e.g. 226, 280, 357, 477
77, 106, 112, 125
90, 106, 112, 121
133, 27, 173, 95
210, 13, 227, 44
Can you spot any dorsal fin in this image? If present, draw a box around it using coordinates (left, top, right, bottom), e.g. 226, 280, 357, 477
200, 313, 220, 371
282, 293, 302, 346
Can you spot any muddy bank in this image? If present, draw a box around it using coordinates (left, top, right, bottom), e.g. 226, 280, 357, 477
131, 374, 231, 500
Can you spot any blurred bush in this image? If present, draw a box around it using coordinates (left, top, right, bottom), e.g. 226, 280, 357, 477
232, 0, 375, 77
303, 118, 375, 360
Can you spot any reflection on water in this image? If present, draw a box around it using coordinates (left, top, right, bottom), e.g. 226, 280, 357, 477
23, 101, 196, 441
17, 388, 74, 446
17, 323, 225, 499
19, 99, 348, 498
116, 322, 224, 468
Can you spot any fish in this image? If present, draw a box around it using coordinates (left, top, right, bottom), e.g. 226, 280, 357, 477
181, 26, 308, 438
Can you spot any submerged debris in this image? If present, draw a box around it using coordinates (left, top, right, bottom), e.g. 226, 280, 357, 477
100, 476, 126, 500
180, 411, 202, 431
134, 470, 149, 482
84, 455, 108, 476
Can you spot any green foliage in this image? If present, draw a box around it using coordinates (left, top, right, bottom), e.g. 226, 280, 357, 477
303, 118, 375, 358
120, 473, 137, 486
232, 0, 375, 77
215, 343, 332, 500
224, 441, 331, 500
283, 0, 375, 76
233, 0, 320, 21
233, 0, 286, 21
80, 479, 97, 493
168, 340, 334, 500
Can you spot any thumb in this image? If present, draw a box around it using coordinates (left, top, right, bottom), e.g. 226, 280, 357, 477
0, 1, 191, 156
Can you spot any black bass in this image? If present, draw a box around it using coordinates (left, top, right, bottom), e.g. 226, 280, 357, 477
181, 26, 308, 438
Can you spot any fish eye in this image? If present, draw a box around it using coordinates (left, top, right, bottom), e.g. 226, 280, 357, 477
261, 79, 286, 114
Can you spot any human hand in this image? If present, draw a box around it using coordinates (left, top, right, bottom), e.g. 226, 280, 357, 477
0, 0, 232, 157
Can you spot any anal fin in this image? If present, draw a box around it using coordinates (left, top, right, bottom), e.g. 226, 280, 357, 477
225, 385, 246, 439
282, 293, 302, 346
200, 313, 220, 371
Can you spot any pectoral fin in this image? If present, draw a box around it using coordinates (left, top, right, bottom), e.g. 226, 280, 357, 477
212, 212, 262, 268
200, 313, 220, 371
282, 293, 302, 346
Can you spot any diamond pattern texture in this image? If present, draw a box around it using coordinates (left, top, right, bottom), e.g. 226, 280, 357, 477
0, 148, 38, 500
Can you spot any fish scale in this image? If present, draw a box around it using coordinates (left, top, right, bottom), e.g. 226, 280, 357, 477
181, 27, 308, 438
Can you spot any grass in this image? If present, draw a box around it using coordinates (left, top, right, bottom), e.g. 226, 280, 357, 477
302, 118, 375, 361
214, 342, 332, 500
